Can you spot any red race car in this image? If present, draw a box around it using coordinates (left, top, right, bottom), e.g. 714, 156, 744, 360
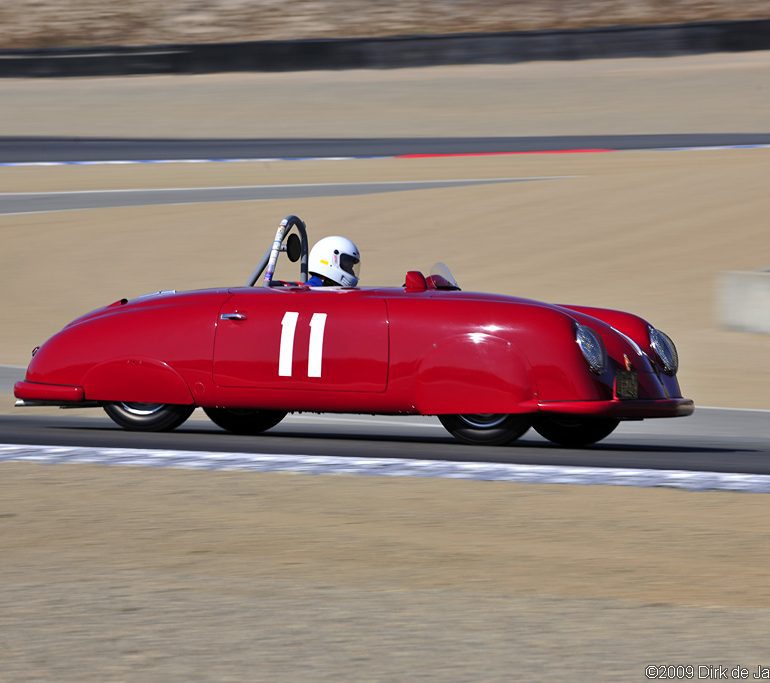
15, 215, 693, 447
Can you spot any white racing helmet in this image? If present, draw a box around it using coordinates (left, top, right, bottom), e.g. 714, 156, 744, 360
308, 236, 361, 287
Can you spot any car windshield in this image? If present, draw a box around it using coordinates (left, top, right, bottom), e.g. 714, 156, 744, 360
429, 262, 461, 290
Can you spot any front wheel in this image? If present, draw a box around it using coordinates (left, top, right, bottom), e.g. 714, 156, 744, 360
533, 415, 619, 447
438, 413, 531, 446
203, 407, 287, 435
103, 402, 194, 432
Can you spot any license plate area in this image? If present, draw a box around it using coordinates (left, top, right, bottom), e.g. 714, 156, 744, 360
615, 371, 638, 400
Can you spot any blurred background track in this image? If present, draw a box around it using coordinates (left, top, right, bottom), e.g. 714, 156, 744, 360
3, 133, 770, 164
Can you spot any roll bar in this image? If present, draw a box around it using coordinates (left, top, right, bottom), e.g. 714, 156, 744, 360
246, 215, 309, 286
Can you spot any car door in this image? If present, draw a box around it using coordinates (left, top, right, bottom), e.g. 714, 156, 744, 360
213, 288, 389, 392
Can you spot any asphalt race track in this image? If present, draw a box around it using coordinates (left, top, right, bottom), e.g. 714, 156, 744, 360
2, 133, 770, 163
3, 371, 768, 476
2, 408, 769, 475
0, 177, 566, 215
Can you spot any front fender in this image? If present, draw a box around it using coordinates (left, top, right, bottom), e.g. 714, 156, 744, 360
558, 304, 651, 349
82, 357, 194, 404
414, 333, 535, 414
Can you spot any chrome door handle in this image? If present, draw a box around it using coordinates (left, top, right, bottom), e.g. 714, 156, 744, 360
220, 312, 247, 321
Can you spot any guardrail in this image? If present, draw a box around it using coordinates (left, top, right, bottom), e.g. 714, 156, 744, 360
2, 18, 770, 77
718, 271, 770, 334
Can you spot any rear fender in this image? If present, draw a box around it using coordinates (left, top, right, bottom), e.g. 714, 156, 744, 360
82, 357, 194, 404
414, 333, 534, 414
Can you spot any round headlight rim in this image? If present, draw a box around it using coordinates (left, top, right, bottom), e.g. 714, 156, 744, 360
648, 326, 679, 376
575, 323, 607, 375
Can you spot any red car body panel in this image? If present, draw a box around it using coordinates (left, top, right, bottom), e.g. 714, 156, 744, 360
21, 290, 227, 405
213, 289, 389, 393
15, 282, 694, 419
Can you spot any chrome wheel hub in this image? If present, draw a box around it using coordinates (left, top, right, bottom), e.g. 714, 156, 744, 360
457, 413, 508, 429
119, 402, 165, 416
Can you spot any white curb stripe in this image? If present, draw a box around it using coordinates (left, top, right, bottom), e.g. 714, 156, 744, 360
0, 443, 768, 493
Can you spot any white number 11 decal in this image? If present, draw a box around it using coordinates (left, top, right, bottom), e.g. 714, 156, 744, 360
307, 312, 328, 377
279, 311, 328, 377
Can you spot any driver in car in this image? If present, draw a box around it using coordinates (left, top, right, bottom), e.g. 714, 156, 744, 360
306, 236, 361, 287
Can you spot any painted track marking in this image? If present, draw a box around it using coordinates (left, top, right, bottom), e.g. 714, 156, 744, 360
1, 443, 769, 493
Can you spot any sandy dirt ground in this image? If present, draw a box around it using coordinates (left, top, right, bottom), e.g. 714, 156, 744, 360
3, 464, 770, 682
1, 56, 769, 681
3, 54, 770, 138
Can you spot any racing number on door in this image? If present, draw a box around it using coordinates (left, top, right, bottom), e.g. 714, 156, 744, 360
279, 311, 328, 378
278, 312, 299, 376
307, 312, 328, 377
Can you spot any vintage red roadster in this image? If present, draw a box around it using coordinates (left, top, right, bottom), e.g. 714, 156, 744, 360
15, 215, 693, 447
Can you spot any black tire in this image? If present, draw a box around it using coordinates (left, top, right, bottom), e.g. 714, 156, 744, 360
534, 415, 619, 447
438, 413, 531, 446
103, 402, 194, 432
203, 407, 287, 435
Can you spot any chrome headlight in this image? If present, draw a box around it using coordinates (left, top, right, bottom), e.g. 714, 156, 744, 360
575, 324, 606, 374
649, 327, 679, 375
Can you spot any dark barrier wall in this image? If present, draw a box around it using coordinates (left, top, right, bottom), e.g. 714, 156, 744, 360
1, 18, 769, 78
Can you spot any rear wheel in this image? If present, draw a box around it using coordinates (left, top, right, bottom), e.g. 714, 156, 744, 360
103, 402, 194, 432
203, 407, 287, 435
534, 415, 619, 447
438, 413, 531, 446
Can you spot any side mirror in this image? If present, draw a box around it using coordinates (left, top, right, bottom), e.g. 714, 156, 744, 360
285, 233, 302, 262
